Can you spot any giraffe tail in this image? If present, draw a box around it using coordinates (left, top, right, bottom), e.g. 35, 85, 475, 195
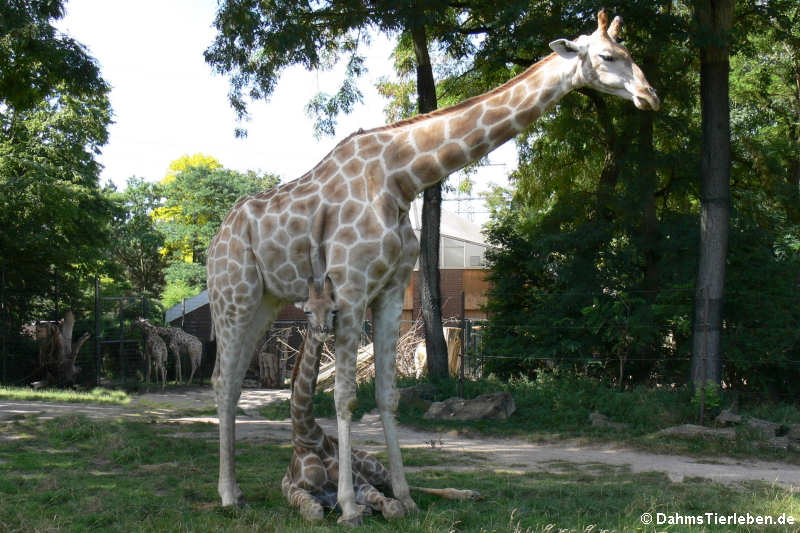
408, 486, 481, 501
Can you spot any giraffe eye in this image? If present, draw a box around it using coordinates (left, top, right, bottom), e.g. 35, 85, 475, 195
600, 54, 615, 62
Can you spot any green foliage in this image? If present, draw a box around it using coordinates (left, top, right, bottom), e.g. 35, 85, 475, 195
691, 380, 722, 418
158, 165, 278, 266
154, 164, 278, 305
0, 1, 112, 329
479, 2, 800, 398
106, 177, 166, 295
206, 0, 501, 134
0, 0, 107, 112
160, 279, 199, 310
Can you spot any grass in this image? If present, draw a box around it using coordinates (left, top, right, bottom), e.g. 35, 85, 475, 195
260, 374, 800, 463
1, 414, 798, 532
0, 385, 131, 405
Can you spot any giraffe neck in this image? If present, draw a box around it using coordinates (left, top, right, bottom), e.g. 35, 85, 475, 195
290, 335, 325, 448
372, 53, 579, 206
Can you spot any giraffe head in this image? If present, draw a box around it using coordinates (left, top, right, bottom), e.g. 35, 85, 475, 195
297, 277, 338, 343
549, 10, 659, 111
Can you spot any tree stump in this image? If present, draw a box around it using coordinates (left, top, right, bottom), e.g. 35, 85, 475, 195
33, 310, 89, 388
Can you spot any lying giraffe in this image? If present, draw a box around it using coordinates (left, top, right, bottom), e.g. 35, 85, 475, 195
133, 318, 168, 391
283, 277, 478, 522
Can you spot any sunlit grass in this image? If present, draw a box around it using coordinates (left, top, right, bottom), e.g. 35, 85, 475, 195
0, 386, 131, 405
1, 415, 798, 532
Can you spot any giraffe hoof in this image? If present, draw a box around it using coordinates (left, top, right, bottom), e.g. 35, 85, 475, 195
402, 497, 419, 514
219, 486, 246, 507
381, 498, 406, 520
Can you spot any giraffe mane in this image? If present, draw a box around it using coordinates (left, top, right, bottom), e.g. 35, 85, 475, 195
352, 54, 558, 137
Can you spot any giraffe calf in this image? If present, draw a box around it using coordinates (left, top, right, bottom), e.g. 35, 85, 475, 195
282, 277, 405, 522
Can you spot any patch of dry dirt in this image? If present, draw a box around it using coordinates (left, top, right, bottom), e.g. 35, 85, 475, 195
2, 388, 799, 490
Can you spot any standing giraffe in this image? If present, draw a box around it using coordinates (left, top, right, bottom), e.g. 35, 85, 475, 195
207, 10, 659, 524
156, 326, 204, 384
132, 319, 168, 392
283, 277, 479, 522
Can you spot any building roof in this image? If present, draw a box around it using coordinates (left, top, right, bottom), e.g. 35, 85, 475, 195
165, 289, 209, 324
409, 199, 489, 246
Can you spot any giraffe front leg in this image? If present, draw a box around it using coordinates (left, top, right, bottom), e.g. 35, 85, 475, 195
354, 473, 405, 520
282, 474, 325, 522
372, 288, 418, 514
334, 307, 365, 526
173, 345, 182, 384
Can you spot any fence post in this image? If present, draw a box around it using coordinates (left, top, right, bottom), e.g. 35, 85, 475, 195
94, 277, 101, 387
459, 291, 465, 398
118, 299, 126, 385
1, 269, 6, 384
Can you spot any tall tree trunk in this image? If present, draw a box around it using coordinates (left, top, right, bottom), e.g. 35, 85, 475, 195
639, 101, 660, 297
691, 0, 734, 388
410, 23, 448, 379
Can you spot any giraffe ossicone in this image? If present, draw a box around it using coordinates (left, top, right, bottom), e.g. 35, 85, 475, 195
207, 9, 658, 523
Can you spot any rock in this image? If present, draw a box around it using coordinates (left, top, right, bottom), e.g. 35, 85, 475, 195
654, 424, 736, 440
424, 392, 516, 421
787, 424, 800, 442
745, 417, 779, 439
765, 436, 789, 450
588, 412, 629, 430
715, 408, 742, 426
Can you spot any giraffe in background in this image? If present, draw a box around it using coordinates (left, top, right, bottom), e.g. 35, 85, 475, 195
133, 319, 168, 391
156, 326, 203, 384
207, 10, 659, 524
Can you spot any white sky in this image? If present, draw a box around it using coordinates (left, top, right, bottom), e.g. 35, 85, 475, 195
57, 0, 516, 223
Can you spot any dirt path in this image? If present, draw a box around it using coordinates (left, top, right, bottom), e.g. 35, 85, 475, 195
2, 388, 799, 490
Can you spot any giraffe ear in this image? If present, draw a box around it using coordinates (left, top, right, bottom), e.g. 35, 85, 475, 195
294, 301, 305, 310
549, 39, 585, 59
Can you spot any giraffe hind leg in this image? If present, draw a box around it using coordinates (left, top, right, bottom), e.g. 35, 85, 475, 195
214, 295, 279, 507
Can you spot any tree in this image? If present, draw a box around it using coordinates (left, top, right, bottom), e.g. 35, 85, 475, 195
108, 177, 167, 296
0, 0, 106, 112
690, 0, 735, 389
478, 2, 799, 399
0, 83, 112, 323
408, 22, 449, 379
156, 161, 279, 305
